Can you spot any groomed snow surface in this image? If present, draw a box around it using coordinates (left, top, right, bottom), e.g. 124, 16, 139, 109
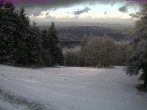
0, 65, 147, 110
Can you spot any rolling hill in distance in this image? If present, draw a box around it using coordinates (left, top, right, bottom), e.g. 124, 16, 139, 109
39, 23, 134, 48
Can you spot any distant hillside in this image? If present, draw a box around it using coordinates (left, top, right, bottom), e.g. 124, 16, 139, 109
57, 26, 133, 48
39, 24, 133, 48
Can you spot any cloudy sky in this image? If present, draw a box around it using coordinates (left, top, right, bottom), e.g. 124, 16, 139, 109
14, 0, 143, 26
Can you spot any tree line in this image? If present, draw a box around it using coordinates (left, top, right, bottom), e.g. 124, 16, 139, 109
0, 2, 63, 67
63, 34, 128, 67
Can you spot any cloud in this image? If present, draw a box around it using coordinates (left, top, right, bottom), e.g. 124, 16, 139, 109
119, 5, 128, 13
29, 7, 44, 16
12, 1, 125, 13
15, 0, 141, 9
73, 7, 91, 15
13, 0, 143, 16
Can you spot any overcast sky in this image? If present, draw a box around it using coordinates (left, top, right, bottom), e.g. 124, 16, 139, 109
14, 0, 143, 26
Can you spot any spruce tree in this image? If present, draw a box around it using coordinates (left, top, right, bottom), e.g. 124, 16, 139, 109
14, 7, 30, 66
41, 28, 53, 66
48, 22, 63, 65
41, 23, 63, 66
127, 4, 147, 89
27, 21, 43, 66
0, 2, 17, 64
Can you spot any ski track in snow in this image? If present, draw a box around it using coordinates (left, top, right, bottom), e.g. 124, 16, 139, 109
1, 76, 127, 105
0, 65, 147, 110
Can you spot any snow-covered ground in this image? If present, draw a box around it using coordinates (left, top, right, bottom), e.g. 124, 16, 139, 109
0, 65, 147, 110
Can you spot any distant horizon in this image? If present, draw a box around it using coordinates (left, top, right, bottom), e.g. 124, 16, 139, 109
36, 21, 135, 27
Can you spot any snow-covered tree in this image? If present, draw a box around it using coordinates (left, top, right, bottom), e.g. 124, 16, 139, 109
41, 23, 63, 66
41, 28, 53, 66
12, 7, 30, 66
27, 21, 43, 66
0, 2, 17, 64
48, 22, 63, 65
114, 41, 128, 65
80, 35, 117, 67
127, 3, 147, 89
63, 47, 80, 66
